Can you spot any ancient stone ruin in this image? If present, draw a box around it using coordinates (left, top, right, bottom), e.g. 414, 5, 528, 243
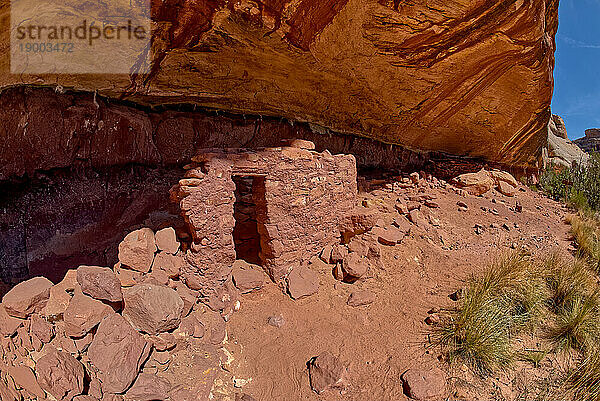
171, 140, 358, 299
0, 140, 532, 400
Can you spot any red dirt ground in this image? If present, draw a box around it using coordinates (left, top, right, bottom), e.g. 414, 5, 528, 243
214, 176, 573, 400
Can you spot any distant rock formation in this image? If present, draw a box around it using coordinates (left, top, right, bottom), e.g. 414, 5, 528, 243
574, 129, 600, 153
549, 115, 568, 139
543, 114, 589, 169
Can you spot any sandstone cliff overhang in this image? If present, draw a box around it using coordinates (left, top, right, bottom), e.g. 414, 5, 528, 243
0, 0, 559, 168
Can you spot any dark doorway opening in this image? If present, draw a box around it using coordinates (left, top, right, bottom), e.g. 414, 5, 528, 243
232, 176, 266, 265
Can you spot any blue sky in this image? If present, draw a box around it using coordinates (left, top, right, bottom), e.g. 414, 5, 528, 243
551, 0, 600, 139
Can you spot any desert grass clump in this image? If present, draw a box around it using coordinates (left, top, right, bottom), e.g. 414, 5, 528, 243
537, 253, 600, 353
569, 215, 600, 272
437, 251, 600, 374
436, 252, 541, 373
437, 290, 513, 373
543, 255, 597, 312
518, 349, 548, 368
547, 290, 600, 353
568, 348, 600, 401
437, 249, 600, 398
508, 263, 548, 331
475, 252, 546, 331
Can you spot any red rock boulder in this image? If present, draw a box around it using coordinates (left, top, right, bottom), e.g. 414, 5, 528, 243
497, 181, 517, 197
374, 226, 405, 246
36, 347, 85, 401
308, 352, 347, 394
76, 266, 123, 303
154, 227, 180, 255
30, 314, 54, 343
402, 368, 446, 401
287, 266, 319, 300
347, 289, 376, 307
152, 252, 184, 279
118, 228, 157, 273
232, 260, 265, 294
88, 313, 151, 394
63, 292, 112, 338
43, 270, 79, 321
123, 284, 184, 335
452, 169, 495, 196
341, 253, 369, 281
2, 277, 53, 318
125, 373, 171, 401
7, 365, 45, 399
489, 170, 519, 188
0, 304, 22, 337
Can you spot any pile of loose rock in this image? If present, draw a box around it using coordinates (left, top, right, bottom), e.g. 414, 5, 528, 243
451, 168, 519, 197
280, 214, 388, 303
0, 226, 261, 401
0, 169, 444, 400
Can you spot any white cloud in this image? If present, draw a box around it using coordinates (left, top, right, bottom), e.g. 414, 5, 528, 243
562, 36, 600, 49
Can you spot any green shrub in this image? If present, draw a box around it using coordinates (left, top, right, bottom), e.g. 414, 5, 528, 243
541, 165, 573, 202
541, 153, 600, 213
571, 153, 600, 211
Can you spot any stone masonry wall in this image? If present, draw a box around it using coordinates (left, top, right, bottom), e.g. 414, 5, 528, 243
256, 147, 357, 280
172, 157, 237, 302
173, 142, 358, 298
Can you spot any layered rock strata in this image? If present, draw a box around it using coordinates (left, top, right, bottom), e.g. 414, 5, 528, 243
0, 0, 559, 166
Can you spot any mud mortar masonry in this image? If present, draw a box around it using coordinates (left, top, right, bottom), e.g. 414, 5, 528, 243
171, 140, 358, 302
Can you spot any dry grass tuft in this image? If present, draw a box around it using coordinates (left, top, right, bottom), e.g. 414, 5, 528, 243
437, 249, 600, 399
542, 253, 600, 353
544, 255, 597, 311
568, 348, 600, 401
569, 215, 600, 273
547, 290, 600, 353
435, 252, 539, 373
437, 290, 513, 374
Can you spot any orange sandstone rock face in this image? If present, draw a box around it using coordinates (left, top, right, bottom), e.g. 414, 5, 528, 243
0, 0, 558, 167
